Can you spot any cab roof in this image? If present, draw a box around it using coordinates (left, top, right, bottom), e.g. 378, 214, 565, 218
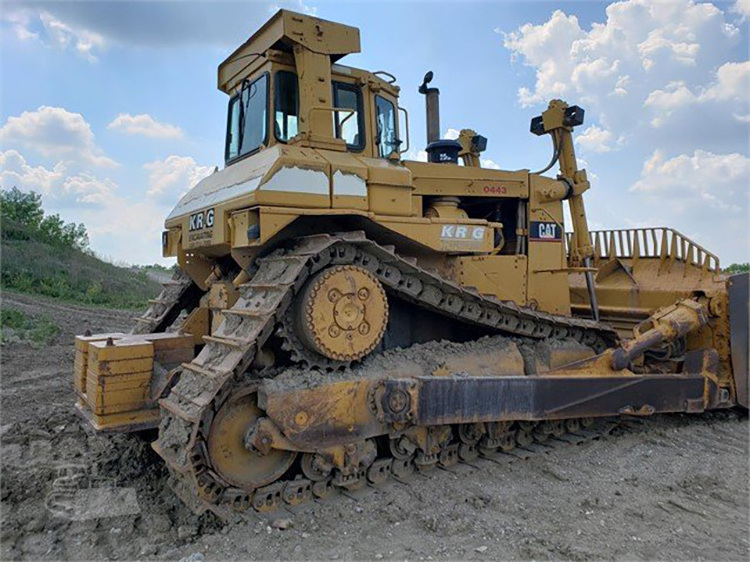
218, 9, 361, 94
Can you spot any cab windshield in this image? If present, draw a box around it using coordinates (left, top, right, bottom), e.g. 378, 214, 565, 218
226, 74, 268, 162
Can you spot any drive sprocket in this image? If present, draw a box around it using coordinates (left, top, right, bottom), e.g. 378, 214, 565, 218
278, 265, 389, 369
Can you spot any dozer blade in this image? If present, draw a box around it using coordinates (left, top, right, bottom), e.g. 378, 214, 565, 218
728, 273, 749, 408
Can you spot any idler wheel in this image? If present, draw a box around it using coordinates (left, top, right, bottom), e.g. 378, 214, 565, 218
295, 265, 388, 362
207, 391, 296, 491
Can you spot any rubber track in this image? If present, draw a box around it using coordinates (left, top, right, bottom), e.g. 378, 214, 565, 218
151, 232, 619, 515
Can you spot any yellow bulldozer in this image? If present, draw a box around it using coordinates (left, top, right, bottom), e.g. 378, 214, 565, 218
74, 10, 748, 516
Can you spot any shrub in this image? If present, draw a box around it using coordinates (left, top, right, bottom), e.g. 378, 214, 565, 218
0, 308, 60, 348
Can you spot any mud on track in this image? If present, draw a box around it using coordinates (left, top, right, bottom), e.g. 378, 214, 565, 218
1, 292, 748, 561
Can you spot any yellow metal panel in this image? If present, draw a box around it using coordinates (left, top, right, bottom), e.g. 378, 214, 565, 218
451, 255, 527, 303
368, 185, 413, 216
526, 184, 570, 315
89, 358, 153, 376
259, 210, 298, 244
333, 193, 368, 210
527, 243, 571, 314
88, 371, 152, 386
405, 161, 528, 198
263, 379, 380, 449
162, 228, 181, 258
208, 282, 240, 311
85, 382, 150, 407
181, 306, 210, 347
230, 208, 259, 247
361, 156, 413, 188
89, 340, 154, 362
74, 333, 136, 396
255, 148, 332, 208
76, 401, 160, 433
89, 401, 151, 416
74, 354, 87, 397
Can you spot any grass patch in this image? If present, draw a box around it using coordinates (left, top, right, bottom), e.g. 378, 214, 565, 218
1, 236, 163, 310
1, 308, 60, 348
2, 188, 164, 310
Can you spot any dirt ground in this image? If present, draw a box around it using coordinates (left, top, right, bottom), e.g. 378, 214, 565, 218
1, 292, 748, 561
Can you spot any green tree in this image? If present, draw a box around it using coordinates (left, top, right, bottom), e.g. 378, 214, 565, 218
0, 187, 44, 227
724, 263, 749, 275
1, 187, 89, 251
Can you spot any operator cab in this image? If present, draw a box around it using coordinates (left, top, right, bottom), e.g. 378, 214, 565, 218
224, 50, 402, 166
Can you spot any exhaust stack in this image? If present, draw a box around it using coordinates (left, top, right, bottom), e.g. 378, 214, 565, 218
419, 71, 461, 164
419, 71, 440, 145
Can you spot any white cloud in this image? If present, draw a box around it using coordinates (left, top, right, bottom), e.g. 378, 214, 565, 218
575, 125, 617, 153
79, 197, 171, 263
0, 150, 116, 207
444, 128, 461, 140
504, 1, 748, 263
700, 61, 750, 102
630, 149, 748, 212
0, 147, 215, 264
501, 0, 741, 140
61, 173, 117, 205
2, 7, 39, 41
108, 113, 184, 140
269, 0, 317, 16
0, 1, 296, 50
144, 155, 213, 203
731, 0, 750, 19
1, 8, 105, 62
89, 155, 213, 262
627, 149, 749, 261
644, 62, 750, 126
643, 81, 697, 112
0, 150, 66, 193
405, 149, 428, 162
0, 106, 116, 167
38, 10, 105, 62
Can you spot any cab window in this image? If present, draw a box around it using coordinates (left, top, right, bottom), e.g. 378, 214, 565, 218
376, 95, 398, 157
226, 73, 268, 162
332, 82, 364, 151
274, 71, 298, 142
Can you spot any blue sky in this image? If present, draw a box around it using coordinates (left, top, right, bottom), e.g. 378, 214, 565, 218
1, 0, 748, 265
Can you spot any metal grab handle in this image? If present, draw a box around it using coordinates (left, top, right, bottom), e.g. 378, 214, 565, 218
306, 106, 355, 138
373, 70, 398, 84
398, 106, 410, 155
